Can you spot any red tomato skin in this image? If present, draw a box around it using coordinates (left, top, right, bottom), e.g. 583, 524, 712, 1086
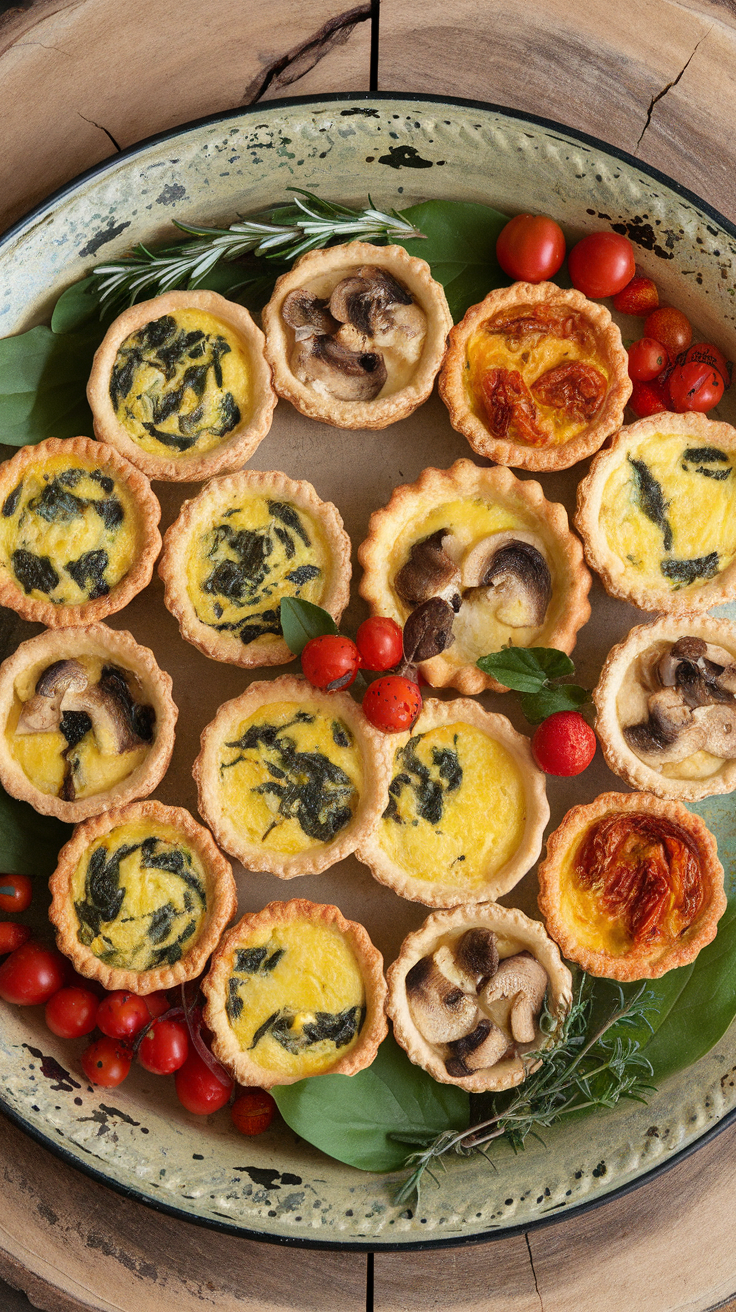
0, 874, 32, 914
0, 923, 31, 955
495, 213, 566, 283
231, 1089, 276, 1135
668, 362, 724, 413
175, 1049, 234, 1114
356, 616, 404, 671
628, 377, 670, 419
627, 338, 667, 382
643, 307, 692, 361
362, 676, 422, 733
138, 1018, 189, 1075
567, 232, 636, 298
80, 1036, 131, 1088
45, 986, 99, 1039
531, 712, 597, 776
0, 940, 67, 1005
612, 276, 659, 317
96, 990, 151, 1041
678, 342, 732, 389
301, 635, 360, 691
144, 990, 172, 1018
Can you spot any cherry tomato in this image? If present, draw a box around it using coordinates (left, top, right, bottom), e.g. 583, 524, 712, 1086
356, 616, 404, 671
96, 990, 151, 1041
0, 940, 67, 1005
0, 923, 31, 955
81, 1036, 131, 1088
144, 990, 172, 1018
175, 1049, 233, 1114
362, 675, 421, 733
629, 377, 670, 419
677, 341, 731, 388
531, 712, 597, 776
627, 338, 667, 382
612, 276, 659, 317
495, 213, 566, 283
643, 306, 692, 361
0, 874, 32, 914
45, 986, 99, 1039
668, 361, 724, 413
231, 1089, 276, 1136
567, 232, 636, 298
301, 635, 360, 691
138, 1017, 189, 1074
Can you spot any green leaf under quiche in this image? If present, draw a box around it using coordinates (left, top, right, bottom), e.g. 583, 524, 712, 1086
0, 784, 70, 878
398, 199, 511, 321
0, 322, 103, 445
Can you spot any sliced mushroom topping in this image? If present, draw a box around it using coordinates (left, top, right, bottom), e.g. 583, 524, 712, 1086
445, 1019, 510, 1077
292, 334, 387, 402
431, 944, 480, 995
394, 529, 462, 610
16, 660, 88, 734
658, 637, 736, 703
455, 928, 499, 982
625, 637, 736, 764
405, 954, 480, 1044
402, 597, 456, 663
462, 532, 551, 629
61, 684, 146, 756
328, 266, 414, 338
480, 951, 548, 1044
281, 289, 338, 340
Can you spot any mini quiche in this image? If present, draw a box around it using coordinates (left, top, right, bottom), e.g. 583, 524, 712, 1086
575, 411, 736, 611
0, 437, 160, 626
387, 903, 572, 1092
87, 290, 277, 482
358, 458, 591, 695
194, 675, 391, 878
49, 800, 237, 994
0, 625, 176, 822
202, 899, 387, 1087
357, 697, 549, 907
159, 469, 351, 667
537, 791, 726, 980
594, 617, 736, 802
261, 241, 452, 429
438, 282, 631, 471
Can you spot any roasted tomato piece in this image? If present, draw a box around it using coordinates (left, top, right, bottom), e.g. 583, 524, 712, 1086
480, 367, 549, 445
489, 304, 594, 351
531, 361, 607, 421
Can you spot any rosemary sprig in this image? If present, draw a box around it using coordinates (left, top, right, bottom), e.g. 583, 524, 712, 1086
90, 190, 425, 312
393, 977, 655, 1207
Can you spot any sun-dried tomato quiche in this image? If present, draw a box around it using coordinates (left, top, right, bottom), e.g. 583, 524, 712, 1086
159, 469, 351, 667
87, 290, 277, 482
0, 437, 160, 626
576, 412, 736, 611
438, 282, 630, 471
261, 241, 452, 429
358, 459, 591, 695
49, 800, 237, 994
537, 791, 726, 980
202, 899, 387, 1087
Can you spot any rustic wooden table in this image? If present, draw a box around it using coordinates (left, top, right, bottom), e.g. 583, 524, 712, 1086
1, 1, 736, 1308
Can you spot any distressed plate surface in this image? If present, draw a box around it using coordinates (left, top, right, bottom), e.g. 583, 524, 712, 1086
1, 94, 735, 1248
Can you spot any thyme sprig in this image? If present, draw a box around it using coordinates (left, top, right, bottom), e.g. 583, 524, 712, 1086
393, 977, 655, 1207
90, 190, 425, 311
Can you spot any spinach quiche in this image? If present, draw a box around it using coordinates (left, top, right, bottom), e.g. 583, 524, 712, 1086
537, 791, 726, 980
49, 800, 237, 994
0, 436, 160, 626
575, 411, 736, 611
87, 290, 277, 482
202, 898, 387, 1087
357, 697, 549, 907
438, 282, 631, 471
387, 903, 572, 1092
358, 458, 591, 695
159, 469, 351, 667
261, 241, 452, 429
0, 624, 176, 822
194, 675, 391, 877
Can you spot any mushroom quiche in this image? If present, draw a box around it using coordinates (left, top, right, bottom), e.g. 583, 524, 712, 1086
593, 617, 736, 802
261, 241, 452, 429
87, 290, 277, 482
0, 625, 177, 822
0, 437, 160, 626
537, 791, 726, 980
387, 904, 572, 1092
359, 458, 591, 695
439, 282, 631, 471
575, 411, 736, 611
202, 899, 387, 1087
194, 675, 391, 877
49, 800, 237, 994
357, 697, 549, 907
159, 469, 351, 667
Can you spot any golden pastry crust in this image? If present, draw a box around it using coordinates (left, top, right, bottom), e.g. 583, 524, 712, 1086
575, 411, 736, 611
438, 281, 631, 471
537, 790, 726, 980
87, 290, 277, 482
193, 674, 392, 878
261, 241, 452, 430
202, 898, 388, 1088
387, 903, 573, 1093
594, 616, 736, 802
0, 624, 177, 822
356, 697, 549, 907
358, 458, 591, 694
159, 468, 351, 668
0, 437, 161, 627
49, 799, 237, 994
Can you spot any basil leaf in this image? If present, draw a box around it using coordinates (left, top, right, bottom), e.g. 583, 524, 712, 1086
279, 597, 337, 656
398, 200, 511, 321
477, 646, 575, 692
0, 323, 103, 445
520, 684, 591, 724
50, 277, 103, 333
272, 1033, 469, 1172
0, 784, 70, 877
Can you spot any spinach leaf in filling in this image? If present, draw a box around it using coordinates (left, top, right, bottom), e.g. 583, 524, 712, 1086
628, 456, 673, 551
12, 549, 59, 595
246, 1005, 366, 1054
384, 733, 463, 827
681, 447, 733, 480
660, 552, 720, 586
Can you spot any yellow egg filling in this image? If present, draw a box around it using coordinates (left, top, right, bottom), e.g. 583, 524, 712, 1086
558, 848, 632, 957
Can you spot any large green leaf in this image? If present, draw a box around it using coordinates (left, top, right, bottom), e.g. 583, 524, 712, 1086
0, 322, 103, 444
398, 200, 511, 321
0, 785, 70, 878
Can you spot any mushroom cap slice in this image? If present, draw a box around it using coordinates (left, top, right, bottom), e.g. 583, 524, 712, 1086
394, 529, 461, 609
61, 684, 145, 755
445, 1018, 510, 1077
462, 533, 552, 629
480, 951, 548, 1044
281, 289, 338, 339
292, 335, 387, 402
455, 928, 500, 981
405, 954, 480, 1044
402, 597, 456, 663
16, 659, 88, 734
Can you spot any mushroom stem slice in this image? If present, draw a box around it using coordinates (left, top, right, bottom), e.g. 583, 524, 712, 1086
405, 954, 480, 1045
480, 952, 548, 1045
445, 1019, 510, 1077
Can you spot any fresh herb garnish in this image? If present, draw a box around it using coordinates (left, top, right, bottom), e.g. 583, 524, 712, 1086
279, 596, 337, 656
476, 646, 591, 723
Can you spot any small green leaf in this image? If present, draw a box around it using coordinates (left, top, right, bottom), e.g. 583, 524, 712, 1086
398, 200, 511, 321
477, 646, 575, 692
0, 322, 104, 445
0, 785, 70, 877
279, 597, 337, 656
50, 277, 102, 333
520, 684, 591, 724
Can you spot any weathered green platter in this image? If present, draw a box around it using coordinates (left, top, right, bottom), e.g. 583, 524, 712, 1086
1, 93, 735, 1249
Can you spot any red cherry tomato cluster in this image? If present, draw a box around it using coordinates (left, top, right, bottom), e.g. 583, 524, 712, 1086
300, 614, 422, 734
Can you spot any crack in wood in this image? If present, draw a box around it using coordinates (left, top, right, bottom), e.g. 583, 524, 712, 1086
635, 26, 713, 149
242, 2, 371, 103
525, 1232, 544, 1311
77, 112, 121, 153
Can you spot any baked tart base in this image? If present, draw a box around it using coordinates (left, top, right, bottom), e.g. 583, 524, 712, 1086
202, 898, 388, 1088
